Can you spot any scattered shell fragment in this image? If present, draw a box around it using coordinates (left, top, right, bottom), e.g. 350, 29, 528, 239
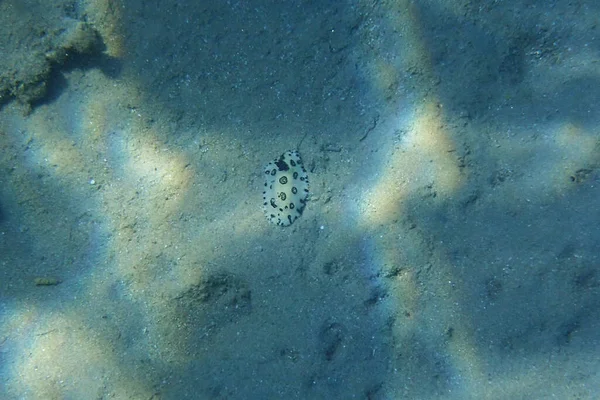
262, 150, 309, 226
34, 277, 61, 286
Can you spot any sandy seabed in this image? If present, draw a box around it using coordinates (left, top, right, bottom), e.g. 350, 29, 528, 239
0, 1, 599, 399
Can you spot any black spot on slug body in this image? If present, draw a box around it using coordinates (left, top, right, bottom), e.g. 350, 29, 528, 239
275, 157, 289, 172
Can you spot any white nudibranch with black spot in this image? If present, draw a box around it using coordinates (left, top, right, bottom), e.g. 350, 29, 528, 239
262, 150, 309, 226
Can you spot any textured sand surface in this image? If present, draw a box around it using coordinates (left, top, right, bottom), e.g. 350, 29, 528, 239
0, 1, 599, 399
